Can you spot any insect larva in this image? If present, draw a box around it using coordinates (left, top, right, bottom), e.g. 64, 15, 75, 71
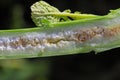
0, 14, 120, 59
1, 1, 120, 59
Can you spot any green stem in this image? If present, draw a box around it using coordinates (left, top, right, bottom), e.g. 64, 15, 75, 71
1, 1, 120, 59
0, 14, 120, 59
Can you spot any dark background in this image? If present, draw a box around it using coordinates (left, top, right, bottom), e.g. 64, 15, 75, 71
0, 0, 120, 80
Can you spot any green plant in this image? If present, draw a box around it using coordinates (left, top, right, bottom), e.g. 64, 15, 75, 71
0, 1, 120, 59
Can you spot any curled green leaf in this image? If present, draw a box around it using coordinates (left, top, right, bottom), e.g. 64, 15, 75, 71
31, 1, 99, 27
31, 1, 61, 27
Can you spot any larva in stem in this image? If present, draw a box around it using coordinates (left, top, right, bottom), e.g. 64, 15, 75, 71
1, 1, 120, 59
1, 14, 120, 59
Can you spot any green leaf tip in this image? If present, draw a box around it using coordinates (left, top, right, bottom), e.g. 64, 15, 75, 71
108, 8, 120, 16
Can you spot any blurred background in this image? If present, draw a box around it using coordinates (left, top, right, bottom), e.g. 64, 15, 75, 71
0, 0, 120, 80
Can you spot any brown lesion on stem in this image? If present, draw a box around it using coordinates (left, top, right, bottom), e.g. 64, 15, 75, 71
72, 25, 120, 42
72, 27, 104, 42
1, 25, 120, 50
105, 25, 120, 37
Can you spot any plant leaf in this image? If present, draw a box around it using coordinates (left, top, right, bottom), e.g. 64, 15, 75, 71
31, 1, 61, 27
31, 1, 99, 27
